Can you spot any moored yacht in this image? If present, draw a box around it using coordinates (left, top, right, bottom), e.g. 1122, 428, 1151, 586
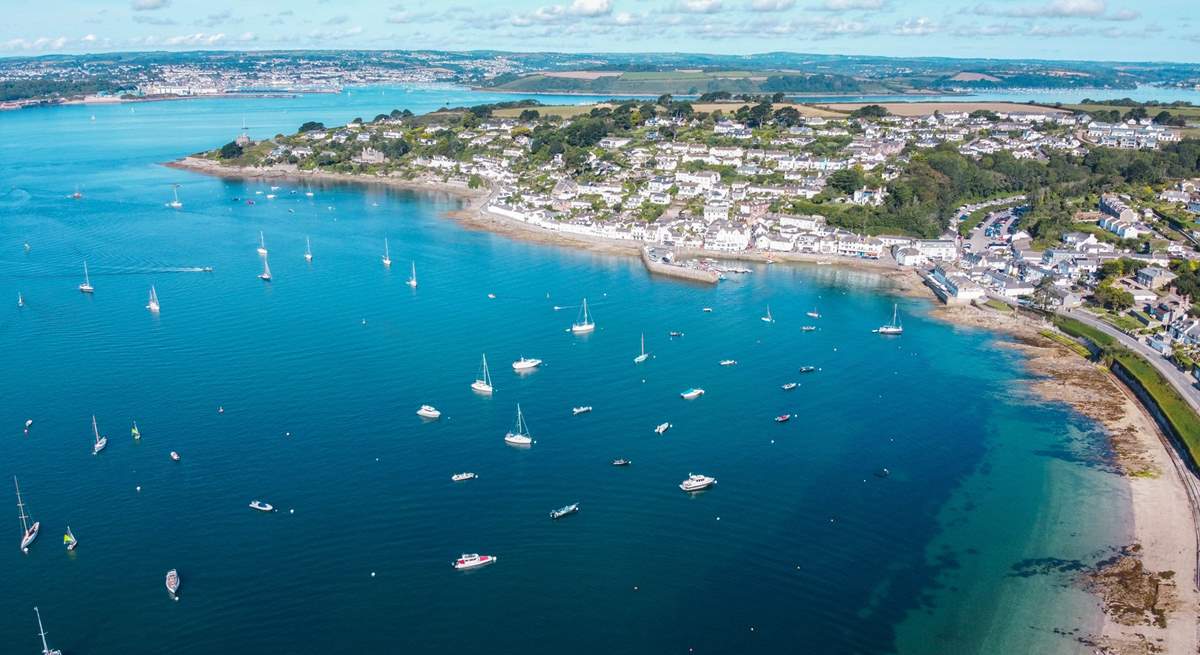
146, 286, 160, 313
504, 404, 533, 446
572, 406, 592, 416
170, 451, 181, 462
679, 473, 717, 493
78, 261, 94, 293
417, 405, 442, 419
471, 354, 494, 394
381, 238, 392, 267
654, 422, 672, 435
165, 569, 180, 599
14, 477, 38, 552
781, 382, 798, 391
256, 231, 268, 255
453, 553, 496, 570
304, 236, 313, 262
166, 184, 183, 209
17, 292, 24, 308
258, 255, 272, 281
451, 472, 477, 482
611, 458, 631, 466
406, 261, 417, 288
33, 607, 62, 655
549, 503, 579, 520
91, 415, 107, 455
680, 388, 705, 400
63, 526, 77, 551
634, 332, 650, 364
131, 421, 140, 440
807, 309, 821, 319
761, 305, 774, 323
511, 356, 542, 372
719, 359, 737, 367
571, 298, 595, 334
874, 304, 903, 335
249, 500, 274, 512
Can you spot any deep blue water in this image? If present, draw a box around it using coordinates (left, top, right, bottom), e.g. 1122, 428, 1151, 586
0, 85, 1132, 654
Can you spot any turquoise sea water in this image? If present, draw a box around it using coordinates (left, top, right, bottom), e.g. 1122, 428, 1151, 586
0, 85, 1138, 653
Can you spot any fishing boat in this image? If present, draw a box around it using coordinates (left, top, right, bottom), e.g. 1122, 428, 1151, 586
91, 415, 107, 455
680, 388, 705, 400
63, 526, 77, 551
33, 607, 62, 655
807, 309, 821, 319
17, 292, 24, 308
634, 333, 650, 364
761, 305, 775, 323
511, 356, 542, 372
451, 472, 476, 482
572, 406, 592, 416
249, 500, 274, 512
679, 473, 717, 493
166, 184, 183, 209
170, 451, 180, 462
146, 286, 160, 313
775, 414, 792, 423
78, 261, 94, 293
165, 569, 180, 598
417, 405, 442, 419
406, 262, 418, 288
719, 359, 737, 367
258, 255, 272, 281
382, 238, 392, 267
256, 231, 268, 255
801, 326, 816, 332
304, 236, 313, 262
781, 382, 798, 391
549, 503, 580, 520
798, 366, 817, 374
504, 404, 533, 446
131, 421, 140, 440
571, 298, 595, 334
453, 553, 496, 570
471, 354, 494, 394
14, 477, 38, 552
611, 458, 631, 466
654, 422, 672, 435
874, 304, 904, 335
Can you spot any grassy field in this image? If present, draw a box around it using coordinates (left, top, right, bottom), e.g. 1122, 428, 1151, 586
618, 70, 761, 81
1054, 315, 1200, 468
814, 102, 1068, 117
1060, 103, 1200, 121
491, 101, 845, 119
984, 298, 1013, 312
1039, 329, 1092, 357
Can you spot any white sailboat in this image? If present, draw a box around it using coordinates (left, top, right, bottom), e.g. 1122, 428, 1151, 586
255, 231, 268, 256
91, 415, 107, 455
14, 477, 38, 552
382, 238, 392, 267
304, 236, 313, 262
571, 298, 595, 334
634, 332, 650, 364
146, 285, 160, 313
874, 304, 903, 335
407, 261, 417, 288
761, 305, 774, 323
166, 184, 183, 209
504, 404, 533, 446
471, 354, 494, 394
78, 261, 94, 293
17, 292, 23, 308
34, 607, 62, 655
259, 255, 272, 281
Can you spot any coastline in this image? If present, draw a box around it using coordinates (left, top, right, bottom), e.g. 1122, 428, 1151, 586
171, 156, 1198, 651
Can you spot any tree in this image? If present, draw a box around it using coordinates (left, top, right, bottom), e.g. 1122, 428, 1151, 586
773, 106, 802, 128
299, 121, 325, 132
1093, 283, 1134, 311
217, 141, 243, 159
849, 104, 889, 119
468, 174, 485, 189
657, 94, 673, 107
827, 168, 866, 195
518, 109, 540, 121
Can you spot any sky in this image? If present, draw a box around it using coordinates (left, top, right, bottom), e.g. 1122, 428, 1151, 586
2, 0, 1197, 63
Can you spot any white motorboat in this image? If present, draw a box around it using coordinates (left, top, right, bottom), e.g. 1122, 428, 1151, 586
170, 451, 181, 462
471, 354, 494, 394
504, 404, 533, 446
702, 307, 713, 313
14, 477, 38, 552
451, 472, 476, 482
634, 332, 650, 364
407, 261, 417, 288
654, 422, 672, 435
549, 503, 580, 520
874, 304, 904, 335
382, 237, 392, 267
146, 285, 160, 313
453, 553, 496, 570
78, 261, 94, 293
165, 569, 180, 598
781, 382, 798, 390
571, 298, 595, 334
611, 458, 631, 466
34, 607, 62, 655
807, 309, 821, 319
305, 236, 313, 262
719, 359, 737, 367
680, 388, 705, 400
801, 325, 816, 332
256, 231, 268, 255
24, 419, 33, 429
572, 406, 592, 416
258, 255, 272, 281
679, 473, 717, 493
91, 415, 107, 455
417, 405, 442, 419
249, 500, 274, 512
511, 356, 542, 372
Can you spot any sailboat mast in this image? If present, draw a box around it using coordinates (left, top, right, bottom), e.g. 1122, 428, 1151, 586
14, 477, 29, 533
482, 354, 491, 385
35, 607, 50, 652
83, 261, 90, 285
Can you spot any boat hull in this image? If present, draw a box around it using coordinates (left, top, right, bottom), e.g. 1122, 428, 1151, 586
470, 381, 494, 394
21, 523, 38, 551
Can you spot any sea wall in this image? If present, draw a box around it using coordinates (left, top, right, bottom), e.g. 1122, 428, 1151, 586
640, 248, 720, 284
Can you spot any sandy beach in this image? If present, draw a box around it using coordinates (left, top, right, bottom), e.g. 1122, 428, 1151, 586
172, 157, 1199, 651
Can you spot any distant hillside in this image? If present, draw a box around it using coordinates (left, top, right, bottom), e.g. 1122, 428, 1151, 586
483, 70, 889, 96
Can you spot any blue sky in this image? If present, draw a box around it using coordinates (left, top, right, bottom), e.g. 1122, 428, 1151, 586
2, 0, 1196, 62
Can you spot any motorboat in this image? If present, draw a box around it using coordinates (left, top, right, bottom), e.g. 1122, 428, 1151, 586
417, 405, 442, 419
451, 472, 477, 482
801, 326, 816, 332
781, 382, 798, 390
668, 331, 684, 338
654, 422, 672, 435
165, 569, 180, 598
249, 500, 274, 512
572, 406, 592, 416
702, 307, 713, 313
806, 309, 821, 319
453, 553, 496, 570
170, 451, 181, 462
680, 388, 704, 400
798, 366, 817, 374
511, 357, 542, 372
549, 503, 580, 520
719, 359, 737, 367
611, 458, 631, 466
679, 473, 717, 493
24, 419, 33, 429
775, 414, 792, 423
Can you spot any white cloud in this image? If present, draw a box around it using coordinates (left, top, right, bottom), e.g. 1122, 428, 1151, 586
1, 36, 69, 52
569, 0, 612, 16
613, 11, 639, 24
970, 0, 1138, 21
81, 34, 97, 42
237, 31, 257, 42
163, 32, 225, 46
748, 0, 795, 10
810, 0, 886, 11
676, 0, 724, 13
131, 0, 170, 11
892, 16, 937, 35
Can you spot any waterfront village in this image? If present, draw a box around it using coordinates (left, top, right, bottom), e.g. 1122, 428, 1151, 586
207, 98, 1200, 371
